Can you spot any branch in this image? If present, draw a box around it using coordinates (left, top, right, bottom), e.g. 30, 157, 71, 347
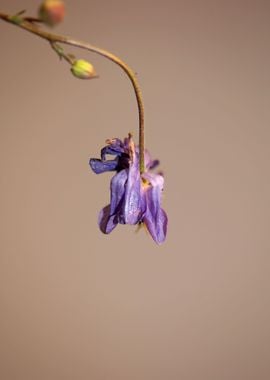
0, 11, 145, 172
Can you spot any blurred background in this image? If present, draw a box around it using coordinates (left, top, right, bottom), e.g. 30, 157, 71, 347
0, 0, 270, 379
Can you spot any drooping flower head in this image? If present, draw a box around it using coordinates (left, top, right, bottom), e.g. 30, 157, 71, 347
89, 134, 167, 244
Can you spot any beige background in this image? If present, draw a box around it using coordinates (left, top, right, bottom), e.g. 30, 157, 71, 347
0, 0, 270, 379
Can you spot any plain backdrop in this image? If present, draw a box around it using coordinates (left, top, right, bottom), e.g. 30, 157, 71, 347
0, 0, 270, 379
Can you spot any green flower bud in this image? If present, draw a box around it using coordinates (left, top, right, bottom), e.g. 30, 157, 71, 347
70, 60, 97, 80
39, 0, 65, 27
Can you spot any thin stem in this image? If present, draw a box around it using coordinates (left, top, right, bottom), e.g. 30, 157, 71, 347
24, 17, 43, 23
50, 41, 74, 64
0, 12, 145, 173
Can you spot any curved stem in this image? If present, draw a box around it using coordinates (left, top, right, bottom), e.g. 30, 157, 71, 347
0, 12, 145, 173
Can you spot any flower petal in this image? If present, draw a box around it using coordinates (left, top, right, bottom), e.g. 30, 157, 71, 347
97, 169, 128, 233
98, 205, 118, 234
90, 138, 130, 174
101, 139, 126, 160
123, 138, 145, 224
110, 169, 128, 216
144, 149, 160, 170
143, 174, 168, 244
89, 158, 119, 174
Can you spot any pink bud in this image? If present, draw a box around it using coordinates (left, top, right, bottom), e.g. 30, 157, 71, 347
39, 0, 65, 27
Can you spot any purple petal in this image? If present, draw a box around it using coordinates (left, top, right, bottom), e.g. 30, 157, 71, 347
144, 149, 160, 170
89, 158, 118, 174
98, 170, 128, 233
90, 138, 130, 174
147, 159, 160, 170
98, 205, 117, 234
143, 174, 168, 244
101, 139, 126, 160
110, 169, 128, 216
123, 140, 145, 224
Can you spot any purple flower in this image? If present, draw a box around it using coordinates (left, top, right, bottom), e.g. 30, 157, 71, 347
89, 135, 168, 244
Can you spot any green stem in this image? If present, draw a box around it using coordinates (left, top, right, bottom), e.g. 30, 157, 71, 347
0, 11, 145, 173
50, 41, 74, 64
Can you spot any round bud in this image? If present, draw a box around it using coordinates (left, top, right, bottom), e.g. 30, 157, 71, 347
70, 60, 97, 79
39, 0, 65, 27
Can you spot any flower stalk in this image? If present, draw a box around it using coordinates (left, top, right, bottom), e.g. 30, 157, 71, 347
0, 10, 145, 173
